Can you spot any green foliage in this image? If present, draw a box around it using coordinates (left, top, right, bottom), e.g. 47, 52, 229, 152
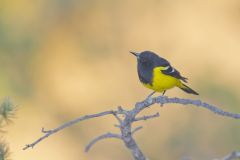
0, 98, 16, 125
0, 98, 16, 160
0, 142, 10, 160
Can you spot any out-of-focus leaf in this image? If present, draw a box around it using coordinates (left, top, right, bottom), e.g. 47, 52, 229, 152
0, 98, 16, 125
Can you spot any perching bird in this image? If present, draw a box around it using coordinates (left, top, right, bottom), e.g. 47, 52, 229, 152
130, 51, 198, 97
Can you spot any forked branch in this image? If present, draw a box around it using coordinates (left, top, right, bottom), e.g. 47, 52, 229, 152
23, 96, 240, 160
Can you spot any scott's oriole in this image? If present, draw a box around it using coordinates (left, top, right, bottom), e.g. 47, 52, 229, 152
130, 51, 198, 97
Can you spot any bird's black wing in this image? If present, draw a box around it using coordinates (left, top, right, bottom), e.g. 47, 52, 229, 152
161, 65, 188, 82
156, 57, 188, 83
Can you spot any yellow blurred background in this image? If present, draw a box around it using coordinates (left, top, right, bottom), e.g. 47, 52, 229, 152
1, 0, 240, 159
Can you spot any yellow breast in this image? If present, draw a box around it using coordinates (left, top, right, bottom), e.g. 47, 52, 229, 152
143, 66, 180, 92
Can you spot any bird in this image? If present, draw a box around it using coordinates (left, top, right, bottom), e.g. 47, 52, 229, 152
130, 51, 198, 97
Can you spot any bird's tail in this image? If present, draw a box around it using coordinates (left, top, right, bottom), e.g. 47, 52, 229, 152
177, 82, 199, 95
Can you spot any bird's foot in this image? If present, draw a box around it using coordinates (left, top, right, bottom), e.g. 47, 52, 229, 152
144, 91, 156, 105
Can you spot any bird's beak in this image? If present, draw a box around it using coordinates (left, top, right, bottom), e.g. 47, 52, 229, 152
130, 51, 139, 57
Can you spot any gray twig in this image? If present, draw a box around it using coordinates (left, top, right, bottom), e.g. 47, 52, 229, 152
134, 112, 160, 121
132, 126, 143, 134
112, 112, 123, 124
23, 110, 118, 150
85, 132, 122, 152
135, 96, 240, 119
215, 151, 240, 160
23, 96, 240, 160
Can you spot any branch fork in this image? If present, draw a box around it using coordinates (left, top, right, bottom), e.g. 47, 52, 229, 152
23, 96, 240, 160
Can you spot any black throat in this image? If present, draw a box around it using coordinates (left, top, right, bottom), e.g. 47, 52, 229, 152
137, 61, 153, 85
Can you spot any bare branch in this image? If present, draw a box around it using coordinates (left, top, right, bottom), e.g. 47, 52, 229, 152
23, 96, 240, 160
134, 112, 160, 122
215, 151, 240, 160
112, 112, 123, 124
23, 110, 118, 150
85, 132, 122, 152
41, 128, 52, 133
135, 96, 240, 119
132, 126, 143, 134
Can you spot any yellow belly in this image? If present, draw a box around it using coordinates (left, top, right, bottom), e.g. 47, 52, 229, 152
143, 67, 181, 92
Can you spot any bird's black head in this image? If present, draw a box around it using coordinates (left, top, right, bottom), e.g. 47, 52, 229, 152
130, 51, 161, 84
130, 51, 160, 67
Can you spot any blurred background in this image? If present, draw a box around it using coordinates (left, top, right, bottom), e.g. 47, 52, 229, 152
1, 0, 240, 159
